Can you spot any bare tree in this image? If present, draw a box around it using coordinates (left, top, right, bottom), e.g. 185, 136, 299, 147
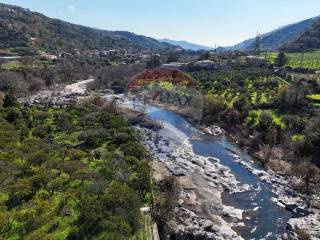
0, 58, 5, 70
19, 56, 33, 67
294, 161, 319, 194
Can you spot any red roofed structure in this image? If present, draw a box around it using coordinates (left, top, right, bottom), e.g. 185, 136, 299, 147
127, 68, 197, 90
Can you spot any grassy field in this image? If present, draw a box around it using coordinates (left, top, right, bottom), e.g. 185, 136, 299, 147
1, 60, 53, 70
265, 51, 320, 69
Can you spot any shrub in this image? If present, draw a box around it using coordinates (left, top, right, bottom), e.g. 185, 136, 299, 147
258, 111, 274, 130
6, 107, 23, 123
3, 94, 19, 108
0, 91, 4, 107
32, 125, 52, 138
203, 95, 225, 122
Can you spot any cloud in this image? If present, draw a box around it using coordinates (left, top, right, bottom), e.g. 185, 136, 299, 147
68, 5, 75, 12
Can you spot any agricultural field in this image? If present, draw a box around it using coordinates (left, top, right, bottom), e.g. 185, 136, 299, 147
191, 67, 320, 145
192, 69, 288, 107
265, 51, 320, 69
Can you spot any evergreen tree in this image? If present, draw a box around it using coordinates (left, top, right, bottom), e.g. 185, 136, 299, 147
274, 52, 287, 67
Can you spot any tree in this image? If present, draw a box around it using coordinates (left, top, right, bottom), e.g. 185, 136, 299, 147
294, 161, 319, 194
152, 177, 177, 240
0, 59, 5, 70
0, 91, 4, 107
234, 96, 249, 114
166, 52, 180, 63
3, 94, 19, 108
146, 55, 161, 69
203, 95, 225, 122
198, 51, 210, 60
6, 108, 23, 124
258, 111, 273, 131
19, 56, 33, 67
274, 52, 287, 67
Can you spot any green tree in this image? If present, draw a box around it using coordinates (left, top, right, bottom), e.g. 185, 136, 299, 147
258, 111, 274, 131
166, 52, 180, 63
146, 55, 161, 69
3, 94, 19, 108
274, 52, 288, 67
6, 108, 23, 124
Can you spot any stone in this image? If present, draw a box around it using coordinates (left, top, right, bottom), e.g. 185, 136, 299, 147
177, 199, 184, 207
202, 220, 214, 231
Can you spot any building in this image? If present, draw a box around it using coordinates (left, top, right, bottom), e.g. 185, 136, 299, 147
40, 53, 58, 61
246, 55, 266, 65
195, 60, 216, 68
161, 62, 188, 70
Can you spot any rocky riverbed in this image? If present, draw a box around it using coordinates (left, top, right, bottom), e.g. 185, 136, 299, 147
136, 124, 247, 240
228, 150, 320, 240
135, 116, 320, 240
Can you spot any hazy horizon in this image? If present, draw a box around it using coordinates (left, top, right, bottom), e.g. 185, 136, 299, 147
1, 0, 320, 47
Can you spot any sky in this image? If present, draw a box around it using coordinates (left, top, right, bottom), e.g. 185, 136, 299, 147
1, 0, 320, 47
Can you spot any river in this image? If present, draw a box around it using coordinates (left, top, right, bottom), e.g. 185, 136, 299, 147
141, 104, 292, 240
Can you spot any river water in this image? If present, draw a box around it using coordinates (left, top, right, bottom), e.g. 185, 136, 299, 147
143, 105, 292, 240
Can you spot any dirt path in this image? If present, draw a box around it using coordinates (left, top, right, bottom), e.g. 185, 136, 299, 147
19, 78, 95, 104
64, 78, 95, 95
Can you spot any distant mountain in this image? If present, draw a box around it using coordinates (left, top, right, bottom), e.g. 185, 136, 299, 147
281, 19, 320, 51
0, 3, 175, 53
225, 16, 320, 51
159, 39, 213, 51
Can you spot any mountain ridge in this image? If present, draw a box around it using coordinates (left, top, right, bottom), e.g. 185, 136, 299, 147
281, 18, 320, 51
224, 16, 320, 51
159, 38, 213, 51
0, 3, 176, 52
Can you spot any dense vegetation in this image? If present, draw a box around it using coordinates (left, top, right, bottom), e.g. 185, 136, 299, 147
191, 65, 320, 191
90, 64, 146, 93
0, 3, 174, 53
0, 96, 152, 240
282, 19, 320, 52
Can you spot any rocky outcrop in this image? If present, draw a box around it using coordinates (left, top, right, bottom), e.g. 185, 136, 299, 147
19, 79, 96, 106
286, 213, 320, 240
201, 125, 224, 136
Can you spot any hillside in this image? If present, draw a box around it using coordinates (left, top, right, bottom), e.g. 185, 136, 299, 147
159, 38, 213, 51
226, 16, 319, 51
0, 3, 174, 53
281, 19, 320, 51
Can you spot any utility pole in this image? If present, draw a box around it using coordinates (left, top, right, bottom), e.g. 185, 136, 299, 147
255, 30, 261, 56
